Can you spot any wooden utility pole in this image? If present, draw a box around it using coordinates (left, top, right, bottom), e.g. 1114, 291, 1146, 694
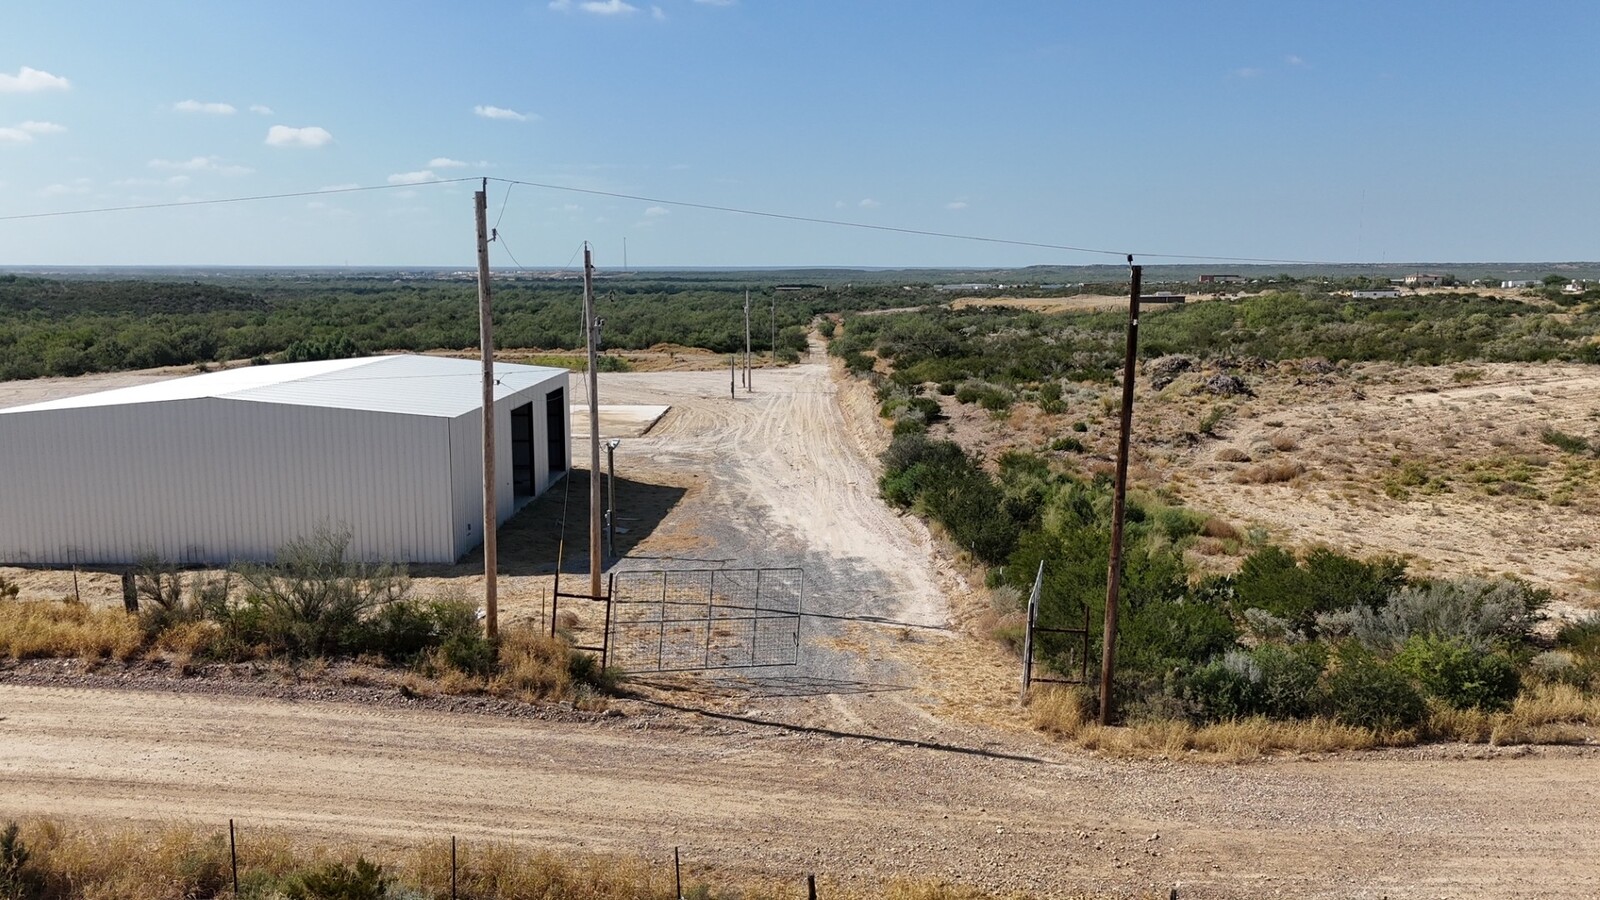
583, 245, 603, 604
1098, 260, 1141, 726
474, 181, 498, 640
743, 289, 753, 391
770, 294, 777, 363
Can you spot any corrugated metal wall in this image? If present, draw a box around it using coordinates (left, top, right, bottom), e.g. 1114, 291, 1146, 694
0, 369, 570, 565
447, 372, 570, 560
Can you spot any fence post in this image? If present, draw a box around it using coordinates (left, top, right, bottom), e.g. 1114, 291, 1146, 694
452, 835, 458, 900
808, 873, 817, 900
601, 573, 615, 671
674, 847, 682, 900
1020, 560, 1043, 703
704, 571, 716, 669
229, 819, 238, 897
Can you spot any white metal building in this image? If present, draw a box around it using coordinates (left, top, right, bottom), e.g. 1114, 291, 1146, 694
0, 355, 571, 565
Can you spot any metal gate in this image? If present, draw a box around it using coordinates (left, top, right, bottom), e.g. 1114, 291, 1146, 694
607, 568, 803, 673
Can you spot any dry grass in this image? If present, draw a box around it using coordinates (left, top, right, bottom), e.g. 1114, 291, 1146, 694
1428, 683, 1600, 745
1269, 431, 1299, 452
0, 599, 143, 662
1200, 516, 1240, 540
0, 817, 1116, 900
487, 626, 607, 707
1232, 461, 1306, 485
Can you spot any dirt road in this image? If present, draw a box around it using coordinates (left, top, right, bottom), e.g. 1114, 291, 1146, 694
4, 682, 1600, 899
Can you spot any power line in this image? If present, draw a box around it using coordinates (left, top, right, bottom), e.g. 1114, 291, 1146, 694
0, 170, 1341, 267
0, 178, 479, 222
483, 176, 1340, 266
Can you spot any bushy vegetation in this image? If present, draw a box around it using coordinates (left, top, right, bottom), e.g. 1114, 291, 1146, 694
830, 290, 1600, 414
0, 274, 938, 380
872, 429, 1595, 744
0, 817, 1051, 900
1, 529, 610, 707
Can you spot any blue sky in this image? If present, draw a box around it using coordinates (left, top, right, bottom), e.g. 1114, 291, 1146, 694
2, 1, 1596, 268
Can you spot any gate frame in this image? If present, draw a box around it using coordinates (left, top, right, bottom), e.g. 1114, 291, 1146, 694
606, 567, 804, 674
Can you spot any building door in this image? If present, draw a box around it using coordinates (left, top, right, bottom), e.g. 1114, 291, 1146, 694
546, 387, 567, 473
511, 402, 534, 498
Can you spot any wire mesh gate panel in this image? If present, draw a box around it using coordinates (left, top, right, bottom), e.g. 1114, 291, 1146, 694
608, 568, 803, 673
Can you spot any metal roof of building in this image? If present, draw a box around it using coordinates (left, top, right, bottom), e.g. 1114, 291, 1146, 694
0, 355, 570, 419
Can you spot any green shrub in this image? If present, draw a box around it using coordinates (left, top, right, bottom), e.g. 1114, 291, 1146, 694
234, 528, 410, 657
1182, 644, 1324, 722
1, 821, 39, 900
1348, 576, 1546, 653
1394, 635, 1520, 711
816, 319, 836, 339
281, 857, 391, 900
1326, 646, 1426, 730
0, 576, 15, 601
1050, 436, 1085, 453
363, 595, 487, 668
1120, 597, 1238, 673
1233, 544, 1406, 633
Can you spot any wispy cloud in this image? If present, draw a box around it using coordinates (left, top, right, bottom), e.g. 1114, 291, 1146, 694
551, 0, 641, 14
1286, 54, 1306, 67
149, 155, 253, 176
265, 125, 333, 147
858, 198, 881, 209
474, 105, 533, 122
0, 66, 70, 93
695, 0, 736, 5
428, 157, 470, 168
115, 175, 190, 187
652, 5, 666, 20
387, 170, 438, 185
1232, 67, 1264, 78
643, 205, 668, 217
174, 100, 236, 115
0, 120, 68, 144
38, 178, 91, 197
249, 104, 274, 115
945, 200, 968, 210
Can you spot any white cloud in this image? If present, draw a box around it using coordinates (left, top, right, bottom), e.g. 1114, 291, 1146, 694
1286, 55, 1306, 66
553, 0, 644, 13
1232, 67, 1264, 78
319, 183, 363, 191
0, 120, 67, 144
858, 198, 881, 209
249, 104, 274, 115
38, 179, 90, 197
174, 100, 236, 115
695, 0, 736, 5
114, 175, 190, 187
148, 155, 252, 176
643, 205, 668, 217
652, 5, 666, 19
474, 105, 532, 122
0, 66, 70, 93
387, 170, 438, 185
945, 200, 968, 210
428, 157, 470, 168
265, 125, 333, 148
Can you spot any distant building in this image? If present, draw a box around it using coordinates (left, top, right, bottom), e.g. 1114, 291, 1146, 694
1198, 274, 1245, 284
1562, 281, 1585, 295
1142, 292, 1186, 304
1404, 273, 1444, 287
0, 356, 571, 565
1501, 280, 1537, 289
1352, 289, 1403, 299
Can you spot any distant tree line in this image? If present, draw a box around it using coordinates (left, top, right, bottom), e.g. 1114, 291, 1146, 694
0, 275, 940, 380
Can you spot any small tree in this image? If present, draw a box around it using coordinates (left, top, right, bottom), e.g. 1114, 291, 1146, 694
237, 528, 409, 657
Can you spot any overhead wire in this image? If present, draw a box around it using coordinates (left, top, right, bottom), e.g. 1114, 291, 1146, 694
0, 170, 1345, 267
0, 178, 480, 222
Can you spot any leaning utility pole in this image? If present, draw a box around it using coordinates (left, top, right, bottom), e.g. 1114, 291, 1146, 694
474, 180, 498, 641
1098, 259, 1141, 726
583, 245, 603, 605
744, 289, 753, 391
